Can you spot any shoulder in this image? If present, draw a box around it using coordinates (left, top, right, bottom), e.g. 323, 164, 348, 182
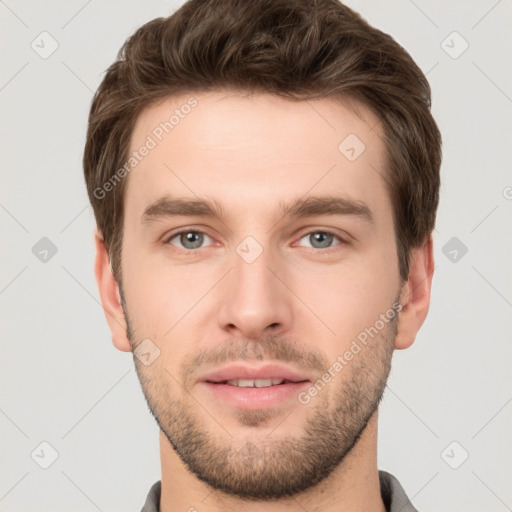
140, 480, 161, 512
379, 470, 419, 512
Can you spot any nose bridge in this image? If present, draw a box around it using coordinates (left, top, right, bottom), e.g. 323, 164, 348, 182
217, 235, 292, 337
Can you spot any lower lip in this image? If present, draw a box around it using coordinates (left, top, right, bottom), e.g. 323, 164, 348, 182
200, 381, 310, 410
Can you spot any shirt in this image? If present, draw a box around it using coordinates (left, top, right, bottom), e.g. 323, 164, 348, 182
140, 470, 419, 511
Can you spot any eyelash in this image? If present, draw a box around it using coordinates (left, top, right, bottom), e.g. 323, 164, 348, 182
163, 228, 347, 255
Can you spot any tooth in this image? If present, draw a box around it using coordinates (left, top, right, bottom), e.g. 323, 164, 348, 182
236, 379, 255, 387
225, 378, 288, 387
226, 378, 286, 387
255, 378, 272, 387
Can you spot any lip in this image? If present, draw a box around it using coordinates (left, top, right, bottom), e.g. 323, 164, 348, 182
197, 363, 311, 410
198, 363, 310, 384
199, 381, 310, 410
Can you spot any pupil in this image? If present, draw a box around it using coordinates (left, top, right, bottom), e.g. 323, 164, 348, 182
312, 232, 331, 248
181, 232, 203, 249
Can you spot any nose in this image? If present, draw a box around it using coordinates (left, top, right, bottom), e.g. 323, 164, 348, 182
217, 242, 293, 340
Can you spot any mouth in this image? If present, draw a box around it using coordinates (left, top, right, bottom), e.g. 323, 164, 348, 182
207, 378, 307, 387
198, 363, 311, 410
199, 362, 310, 385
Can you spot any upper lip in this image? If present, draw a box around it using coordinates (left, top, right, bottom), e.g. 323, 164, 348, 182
198, 363, 311, 384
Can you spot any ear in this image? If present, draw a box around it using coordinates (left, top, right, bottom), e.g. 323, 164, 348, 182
394, 236, 435, 350
94, 230, 132, 352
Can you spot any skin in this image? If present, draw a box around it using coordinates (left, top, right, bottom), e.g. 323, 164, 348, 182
94, 91, 434, 512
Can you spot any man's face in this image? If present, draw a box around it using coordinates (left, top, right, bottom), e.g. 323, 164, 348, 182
119, 91, 403, 499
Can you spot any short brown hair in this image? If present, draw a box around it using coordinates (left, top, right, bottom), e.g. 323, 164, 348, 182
83, 0, 441, 283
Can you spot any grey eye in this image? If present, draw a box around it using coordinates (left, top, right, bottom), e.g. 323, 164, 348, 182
170, 231, 211, 250
298, 231, 341, 249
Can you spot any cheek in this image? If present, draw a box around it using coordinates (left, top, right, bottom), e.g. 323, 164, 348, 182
122, 241, 217, 338
124, 266, 199, 324
289, 247, 399, 344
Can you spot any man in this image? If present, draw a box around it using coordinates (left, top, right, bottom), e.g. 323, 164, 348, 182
83, 0, 441, 510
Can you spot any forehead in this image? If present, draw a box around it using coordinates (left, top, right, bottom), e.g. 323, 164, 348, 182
124, 91, 390, 225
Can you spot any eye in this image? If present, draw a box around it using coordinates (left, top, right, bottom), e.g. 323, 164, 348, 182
166, 230, 213, 251
164, 229, 346, 253
296, 230, 344, 250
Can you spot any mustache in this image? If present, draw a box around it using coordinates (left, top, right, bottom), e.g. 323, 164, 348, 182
180, 335, 328, 382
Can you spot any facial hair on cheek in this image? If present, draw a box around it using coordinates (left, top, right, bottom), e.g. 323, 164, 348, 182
119, 274, 398, 501
119, 282, 399, 500
158, 335, 393, 501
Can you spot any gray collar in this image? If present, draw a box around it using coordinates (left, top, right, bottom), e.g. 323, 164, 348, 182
141, 470, 419, 512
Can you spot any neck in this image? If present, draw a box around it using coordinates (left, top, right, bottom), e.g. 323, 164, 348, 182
159, 409, 386, 512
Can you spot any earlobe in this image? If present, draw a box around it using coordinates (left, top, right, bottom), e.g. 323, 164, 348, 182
394, 236, 435, 350
94, 230, 132, 353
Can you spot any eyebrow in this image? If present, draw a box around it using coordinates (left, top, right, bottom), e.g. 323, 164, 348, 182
141, 195, 374, 225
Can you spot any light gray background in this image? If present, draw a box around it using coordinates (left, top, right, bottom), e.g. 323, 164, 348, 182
1, 1, 511, 511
